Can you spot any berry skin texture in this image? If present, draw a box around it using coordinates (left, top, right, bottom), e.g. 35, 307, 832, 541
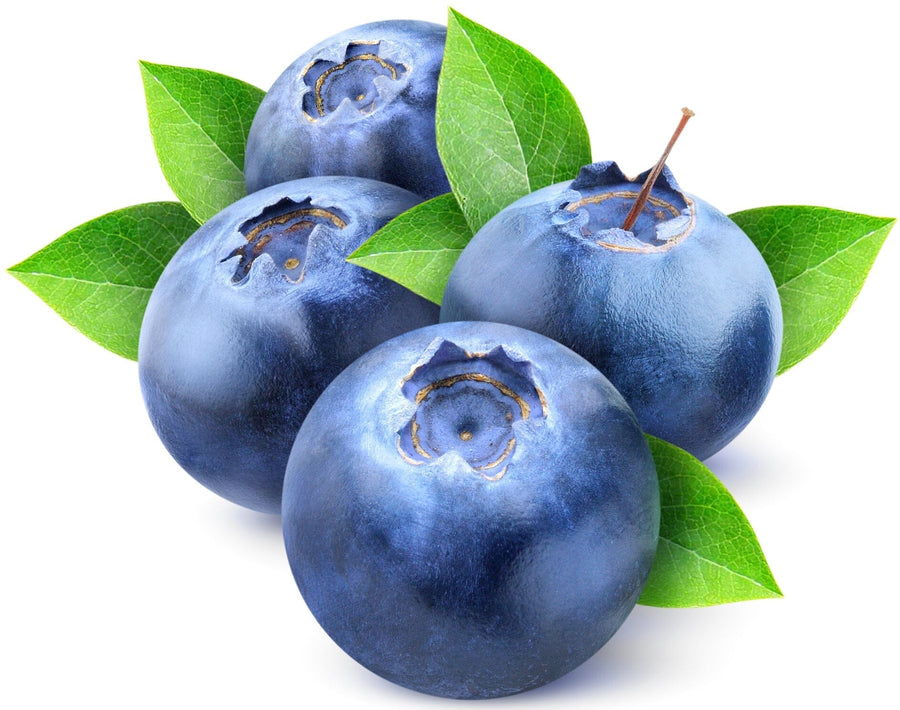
138, 177, 438, 514
245, 20, 450, 200
281, 320, 660, 699
441, 162, 783, 461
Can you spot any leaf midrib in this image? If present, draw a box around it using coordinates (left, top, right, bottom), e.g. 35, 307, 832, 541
353, 246, 463, 258
453, 14, 529, 188
143, 64, 241, 177
10, 270, 155, 292
776, 225, 888, 290
659, 536, 781, 595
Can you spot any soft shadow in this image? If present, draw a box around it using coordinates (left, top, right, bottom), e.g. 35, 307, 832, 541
704, 443, 762, 482
492, 606, 699, 703
221, 504, 283, 539
702, 436, 791, 501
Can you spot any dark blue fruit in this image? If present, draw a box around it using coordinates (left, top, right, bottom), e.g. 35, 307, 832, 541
441, 162, 783, 460
138, 177, 438, 513
245, 20, 450, 200
282, 320, 659, 698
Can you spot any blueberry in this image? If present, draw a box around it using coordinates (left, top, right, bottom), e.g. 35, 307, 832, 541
282, 320, 659, 698
245, 20, 450, 200
138, 177, 438, 514
441, 161, 783, 460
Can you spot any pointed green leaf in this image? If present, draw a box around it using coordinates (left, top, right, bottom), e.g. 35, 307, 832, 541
639, 436, 782, 607
348, 193, 471, 305
730, 206, 894, 374
140, 61, 265, 224
8, 202, 196, 360
436, 9, 591, 234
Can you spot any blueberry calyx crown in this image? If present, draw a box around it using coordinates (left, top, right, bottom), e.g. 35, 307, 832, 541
301, 41, 409, 120
557, 161, 696, 252
397, 340, 547, 480
224, 196, 347, 284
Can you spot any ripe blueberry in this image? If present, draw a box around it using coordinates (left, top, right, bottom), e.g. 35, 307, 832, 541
282, 320, 659, 698
245, 20, 450, 200
138, 177, 438, 513
441, 161, 783, 460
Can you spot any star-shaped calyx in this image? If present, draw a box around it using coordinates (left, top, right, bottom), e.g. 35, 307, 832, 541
301, 41, 408, 120
397, 340, 546, 480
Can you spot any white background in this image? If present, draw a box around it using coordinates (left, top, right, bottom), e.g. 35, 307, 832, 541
2, 1, 898, 707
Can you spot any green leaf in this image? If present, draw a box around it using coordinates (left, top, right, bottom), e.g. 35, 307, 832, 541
8, 202, 196, 360
348, 194, 472, 305
639, 436, 782, 607
436, 9, 591, 234
140, 61, 265, 224
730, 206, 895, 374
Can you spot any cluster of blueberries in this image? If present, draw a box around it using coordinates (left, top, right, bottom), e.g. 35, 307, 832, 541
138, 20, 782, 699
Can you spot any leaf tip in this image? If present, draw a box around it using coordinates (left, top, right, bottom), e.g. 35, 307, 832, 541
446, 6, 477, 32
7, 252, 36, 277
345, 246, 366, 264
744, 582, 784, 603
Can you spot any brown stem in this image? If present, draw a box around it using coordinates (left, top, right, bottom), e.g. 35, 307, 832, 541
622, 108, 695, 232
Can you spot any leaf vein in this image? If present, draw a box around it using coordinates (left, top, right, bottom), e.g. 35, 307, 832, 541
660, 537, 779, 594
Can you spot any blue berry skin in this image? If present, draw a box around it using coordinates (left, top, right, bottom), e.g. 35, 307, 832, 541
138, 177, 438, 514
441, 162, 783, 461
245, 20, 450, 200
282, 321, 659, 699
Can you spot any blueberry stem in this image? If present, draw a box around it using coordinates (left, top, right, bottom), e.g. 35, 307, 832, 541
622, 107, 694, 232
